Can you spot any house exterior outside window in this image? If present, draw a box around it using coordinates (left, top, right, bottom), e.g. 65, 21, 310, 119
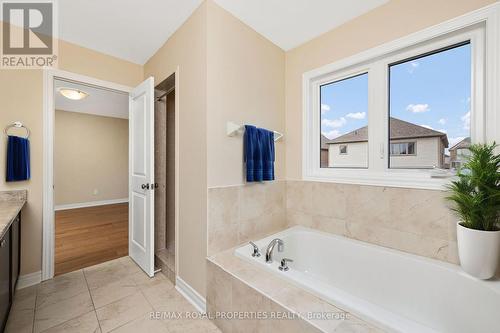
449, 137, 471, 169
325, 118, 448, 169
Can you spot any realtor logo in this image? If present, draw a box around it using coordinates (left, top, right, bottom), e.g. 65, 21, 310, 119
1, 0, 58, 68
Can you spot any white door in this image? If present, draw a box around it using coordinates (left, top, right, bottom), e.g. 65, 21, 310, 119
129, 77, 155, 277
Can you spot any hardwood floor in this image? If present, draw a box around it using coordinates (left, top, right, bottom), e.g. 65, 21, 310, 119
55, 203, 128, 276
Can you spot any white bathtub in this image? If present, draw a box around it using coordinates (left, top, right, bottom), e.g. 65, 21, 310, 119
235, 226, 500, 333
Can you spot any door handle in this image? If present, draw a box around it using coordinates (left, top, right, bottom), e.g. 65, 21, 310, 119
141, 183, 150, 190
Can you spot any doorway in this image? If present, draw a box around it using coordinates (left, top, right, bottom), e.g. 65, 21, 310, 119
42, 69, 179, 282
153, 73, 176, 282
53, 79, 130, 275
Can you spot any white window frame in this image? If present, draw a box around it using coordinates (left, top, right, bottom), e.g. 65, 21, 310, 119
339, 144, 348, 155
303, 4, 500, 190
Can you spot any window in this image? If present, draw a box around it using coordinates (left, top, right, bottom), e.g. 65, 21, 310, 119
389, 43, 471, 169
390, 142, 415, 155
303, 21, 489, 189
320, 73, 368, 168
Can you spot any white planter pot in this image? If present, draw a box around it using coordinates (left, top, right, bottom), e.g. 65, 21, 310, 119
457, 222, 500, 279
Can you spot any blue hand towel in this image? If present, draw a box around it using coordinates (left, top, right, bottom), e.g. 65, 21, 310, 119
244, 125, 275, 182
6, 135, 31, 182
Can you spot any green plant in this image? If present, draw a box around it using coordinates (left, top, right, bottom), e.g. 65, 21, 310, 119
446, 142, 500, 231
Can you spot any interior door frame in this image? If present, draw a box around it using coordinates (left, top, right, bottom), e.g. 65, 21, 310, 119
159, 68, 180, 277
42, 68, 132, 281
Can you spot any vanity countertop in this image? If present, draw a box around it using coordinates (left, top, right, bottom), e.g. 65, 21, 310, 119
0, 190, 27, 239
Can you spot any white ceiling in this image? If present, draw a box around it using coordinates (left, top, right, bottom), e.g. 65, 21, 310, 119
58, 0, 387, 64
54, 79, 129, 119
212, 0, 389, 51
59, 0, 204, 64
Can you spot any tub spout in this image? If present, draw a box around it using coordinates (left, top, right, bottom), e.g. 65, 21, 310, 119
265, 238, 284, 263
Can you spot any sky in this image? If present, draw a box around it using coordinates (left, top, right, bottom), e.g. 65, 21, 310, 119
320, 43, 471, 150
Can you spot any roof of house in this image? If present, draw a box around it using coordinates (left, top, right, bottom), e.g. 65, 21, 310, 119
321, 135, 333, 150
449, 137, 471, 151
327, 117, 449, 147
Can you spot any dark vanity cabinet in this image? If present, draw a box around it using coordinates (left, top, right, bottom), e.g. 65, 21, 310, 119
0, 212, 21, 333
10, 216, 20, 293
0, 228, 10, 333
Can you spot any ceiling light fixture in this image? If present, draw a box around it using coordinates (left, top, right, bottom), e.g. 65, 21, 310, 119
58, 88, 89, 100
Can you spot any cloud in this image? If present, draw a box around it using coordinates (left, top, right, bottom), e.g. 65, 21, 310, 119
322, 117, 346, 128
406, 104, 430, 113
321, 104, 330, 114
438, 118, 446, 125
322, 130, 341, 140
408, 61, 420, 74
345, 112, 366, 120
461, 111, 470, 131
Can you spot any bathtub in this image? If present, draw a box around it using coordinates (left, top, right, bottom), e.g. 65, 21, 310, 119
235, 226, 500, 333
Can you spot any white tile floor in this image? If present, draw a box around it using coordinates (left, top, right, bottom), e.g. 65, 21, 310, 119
5, 257, 220, 333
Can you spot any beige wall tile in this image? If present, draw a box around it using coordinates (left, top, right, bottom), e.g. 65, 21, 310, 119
231, 278, 266, 332
208, 186, 239, 230
311, 215, 346, 236
286, 181, 313, 214
287, 210, 313, 228
287, 181, 459, 264
239, 184, 268, 221
312, 182, 346, 219
208, 182, 286, 255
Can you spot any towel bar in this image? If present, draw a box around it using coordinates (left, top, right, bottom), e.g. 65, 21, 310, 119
226, 121, 283, 142
4, 122, 30, 139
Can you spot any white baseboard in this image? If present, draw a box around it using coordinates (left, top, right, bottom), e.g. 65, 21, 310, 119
17, 271, 42, 290
175, 276, 206, 313
54, 198, 128, 211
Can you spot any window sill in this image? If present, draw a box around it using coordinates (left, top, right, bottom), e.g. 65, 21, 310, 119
304, 170, 453, 191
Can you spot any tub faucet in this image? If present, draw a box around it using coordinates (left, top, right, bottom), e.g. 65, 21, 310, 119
265, 238, 284, 263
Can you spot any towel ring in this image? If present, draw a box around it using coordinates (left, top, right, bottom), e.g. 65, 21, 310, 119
4, 121, 30, 139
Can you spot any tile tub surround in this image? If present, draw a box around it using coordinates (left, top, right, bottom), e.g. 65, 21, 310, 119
0, 189, 27, 239
6, 256, 220, 333
206, 250, 383, 333
207, 181, 286, 256
286, 181, 459, 264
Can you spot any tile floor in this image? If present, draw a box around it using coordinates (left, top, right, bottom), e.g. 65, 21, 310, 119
5, 256, 220, 333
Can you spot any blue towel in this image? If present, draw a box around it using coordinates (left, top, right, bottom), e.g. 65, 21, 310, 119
244, 125, 275, 182
6, 135, 30, 182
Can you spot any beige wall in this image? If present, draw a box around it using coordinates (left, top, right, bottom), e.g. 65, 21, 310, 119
0, 31, 143, 275
54, 111, 128, 206
206, 0, 285, 187
145, 0, 286, 296
144, 2, 208, 296
285, 0, 496, 179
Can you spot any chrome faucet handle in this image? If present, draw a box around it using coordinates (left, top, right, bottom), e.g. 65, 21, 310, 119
279, 258, 293, 271
249, 241, 261, 257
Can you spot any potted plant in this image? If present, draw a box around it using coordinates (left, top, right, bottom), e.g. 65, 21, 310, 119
446, 142, 500, 279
